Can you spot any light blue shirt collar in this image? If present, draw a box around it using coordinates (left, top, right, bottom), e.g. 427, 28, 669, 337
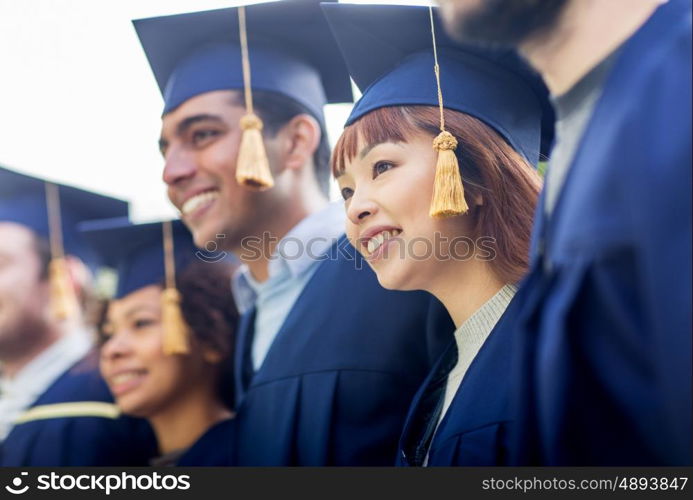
231, 201, 346, 313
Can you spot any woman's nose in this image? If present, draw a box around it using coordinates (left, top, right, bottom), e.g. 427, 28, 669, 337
346, 189, 379, 225
100, 331, 132, 361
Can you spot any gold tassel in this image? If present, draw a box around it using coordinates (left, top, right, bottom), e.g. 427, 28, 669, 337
48, 257, 79, 321
429, 131, 468, 218
44, 182, 78, 321
235, 113, 274, 190
427, 8, 469, 219
161, 287, 191, 355
234, 6, 275, 191
161, 220, 191, 355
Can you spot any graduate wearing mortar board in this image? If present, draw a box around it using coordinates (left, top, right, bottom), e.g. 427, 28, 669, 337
133, 0, 454, 465
323, 3, 552, 466
0, 166, 157, 466
82, 218, 238, 466
437, 0, 692, 465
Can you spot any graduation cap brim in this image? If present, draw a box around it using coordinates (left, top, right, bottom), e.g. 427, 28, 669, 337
0, 166, 129, 266
322, 3, 554, 162
0, 167, 129, 223
134, 0, 353, 117
80, 218, 198, 299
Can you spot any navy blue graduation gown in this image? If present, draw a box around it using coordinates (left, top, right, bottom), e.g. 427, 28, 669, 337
512, 0, 692, 465
398, 300, 519, 466
0, 351, 157, 466
175, 418, 236, 466
233, 236, 454, 465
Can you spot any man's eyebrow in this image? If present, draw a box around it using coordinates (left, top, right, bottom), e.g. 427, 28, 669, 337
159, 114, 224, 152
175, 114, 224, 135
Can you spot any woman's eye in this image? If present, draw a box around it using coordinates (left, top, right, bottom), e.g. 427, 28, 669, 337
133, 318, 156, 330
373, 161, 395, 179
340, 187, 354, 201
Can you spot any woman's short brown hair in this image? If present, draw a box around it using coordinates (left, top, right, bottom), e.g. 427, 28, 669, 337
332, 106, 542, 284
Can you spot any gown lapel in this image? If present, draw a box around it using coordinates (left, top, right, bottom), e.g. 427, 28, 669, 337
234, 306, 257, 407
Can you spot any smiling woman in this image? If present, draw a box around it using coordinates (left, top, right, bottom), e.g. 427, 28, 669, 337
82, 218, 238, 466
334, 105, 540, 290
325, 3, 553, 466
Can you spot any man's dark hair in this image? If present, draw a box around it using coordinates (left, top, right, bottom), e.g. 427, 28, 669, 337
231, 90, 331, 195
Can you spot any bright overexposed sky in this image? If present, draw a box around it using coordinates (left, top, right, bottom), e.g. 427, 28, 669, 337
0, 0, 431, 221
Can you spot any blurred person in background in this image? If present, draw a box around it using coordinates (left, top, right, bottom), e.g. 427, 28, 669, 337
438, 0, 692, 464
0, 166, 157, 466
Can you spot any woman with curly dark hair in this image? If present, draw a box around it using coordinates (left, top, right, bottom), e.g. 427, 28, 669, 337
83, 218, 238, 466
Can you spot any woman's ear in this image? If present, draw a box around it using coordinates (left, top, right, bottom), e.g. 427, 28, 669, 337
202, 347, 224, 364
279, 113, 321, 172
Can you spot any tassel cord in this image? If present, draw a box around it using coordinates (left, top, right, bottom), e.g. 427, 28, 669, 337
238, 6, 254, 116
161, 220, 190, 355
428, 6, 468, 218
45, 183, 64, 260
234, 5, 274, 190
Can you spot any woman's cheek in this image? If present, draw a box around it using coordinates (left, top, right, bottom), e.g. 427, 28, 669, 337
345, 222, 364, 256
